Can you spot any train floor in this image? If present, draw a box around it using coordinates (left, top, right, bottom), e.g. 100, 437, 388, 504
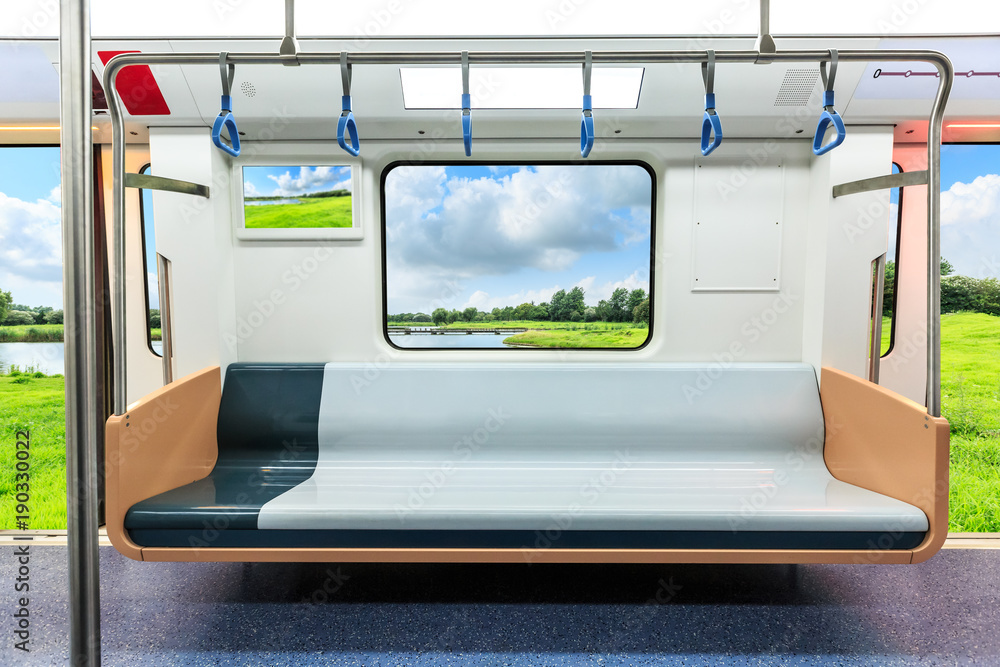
2, 545, 998, 666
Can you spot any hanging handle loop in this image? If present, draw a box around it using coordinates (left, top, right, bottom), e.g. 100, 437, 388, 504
211, 51, 241, 157
813, 48, 846, 156
700, 49, 723, 156
461, 50, 472, 156
338, 51, 360, 156
580, 50, 594, 158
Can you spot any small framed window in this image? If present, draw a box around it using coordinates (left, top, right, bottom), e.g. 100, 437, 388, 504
881, 162, 904, 358
234, 162, 362, 241
137, 163, 162, 357
381, 162, 655, 350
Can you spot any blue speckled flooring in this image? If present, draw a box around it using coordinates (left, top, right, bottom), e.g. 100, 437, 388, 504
2, 546, 998, 666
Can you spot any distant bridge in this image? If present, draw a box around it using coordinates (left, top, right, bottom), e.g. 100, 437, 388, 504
388, 327, 528, 335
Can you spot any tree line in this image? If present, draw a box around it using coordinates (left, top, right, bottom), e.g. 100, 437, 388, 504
883, 259, 1000, 317
387, 287, 651, 326
0, 292, 63, 326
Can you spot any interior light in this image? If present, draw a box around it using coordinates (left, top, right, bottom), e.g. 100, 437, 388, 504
946, 124, 1000, 128
400, 67, 644, 110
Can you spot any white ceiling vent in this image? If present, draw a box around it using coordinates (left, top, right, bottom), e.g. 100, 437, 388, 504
240, 81, 256, 98
773, 69, 819, 107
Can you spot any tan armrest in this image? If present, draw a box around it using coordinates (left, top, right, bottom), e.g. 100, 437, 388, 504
105, 366, 221, 561
821, 367, 950, 564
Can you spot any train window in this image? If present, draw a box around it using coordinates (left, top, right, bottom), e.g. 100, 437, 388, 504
137, 163, 161, 357
236, 164, 361, 241
382, 162, 655, 350
880, 162, 903, 357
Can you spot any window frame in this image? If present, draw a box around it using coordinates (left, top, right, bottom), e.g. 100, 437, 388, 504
379, 159, 657, 352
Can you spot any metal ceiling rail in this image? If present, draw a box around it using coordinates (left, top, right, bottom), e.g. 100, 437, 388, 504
102, 47, 953, 420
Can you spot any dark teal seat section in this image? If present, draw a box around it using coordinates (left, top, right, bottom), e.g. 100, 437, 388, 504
124, 364, 324, 534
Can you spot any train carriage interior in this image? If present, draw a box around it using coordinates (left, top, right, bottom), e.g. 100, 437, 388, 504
1, 0, 1000, 664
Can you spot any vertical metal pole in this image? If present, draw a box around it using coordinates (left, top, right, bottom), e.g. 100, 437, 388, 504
279, 0, 300, 63
59, 0, 102, 665
105, 64, 127, 416
754, 0, 776, 62
925, 58, 952, 418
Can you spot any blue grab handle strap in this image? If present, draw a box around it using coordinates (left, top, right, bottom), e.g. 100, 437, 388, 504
212, 110, 240, 157
212, 52, 240, 157
580, 51, 594, 158
580, 94, 594, 158
701, 110, 723, 156
461, 51, 472, 156
699, 51, 722, 156
338, 106, 360, 157
813, 109, 846, 156
813, 49, 846, 156
462, 93, 472, 157
338, 52, 360, 156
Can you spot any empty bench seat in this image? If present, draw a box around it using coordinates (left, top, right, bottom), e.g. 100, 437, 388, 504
124, 362, 928, 550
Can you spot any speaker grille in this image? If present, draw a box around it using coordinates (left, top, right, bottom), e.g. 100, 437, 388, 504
240, 81, 256, 98
774, 69, 819, 107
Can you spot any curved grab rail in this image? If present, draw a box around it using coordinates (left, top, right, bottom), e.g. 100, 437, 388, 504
211, 52, 241, 157
813, 49, 846, 156
580, 50, 594, 158
338, 52, 360, 156
461, 51, 472, 156
700, 50, 723, 156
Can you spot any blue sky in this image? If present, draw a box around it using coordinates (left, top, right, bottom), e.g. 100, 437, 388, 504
384, 164, 653, 315
242, 165, 352, 198
940, 144, 1000, 279
0, 146, 63, 308
2, 147, 999, 311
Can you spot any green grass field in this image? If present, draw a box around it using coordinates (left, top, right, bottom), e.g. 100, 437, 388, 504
938, 313, 1000, 532
503, 327, 649, 348
0, 324, 160, 342
0, 374, 67, 529
244, 195, 352, 229
0, 324, 64, 342
389, 320, 650, 349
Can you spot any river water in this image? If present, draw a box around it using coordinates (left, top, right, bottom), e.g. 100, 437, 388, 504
388, 332, 516, 349
0, 341, 163, 376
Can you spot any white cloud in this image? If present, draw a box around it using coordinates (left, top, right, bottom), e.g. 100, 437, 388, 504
385, 165, 652, 306
48, 185, 61, 205
244, 181, 260, 198
0, 191, 62, 286
942, 173, 1000, 227
147, 272, 159, 309
266, 167, 352, 197
383, 165, 654, 312
939, 174, 1000, 278
588, 270, 650, 302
